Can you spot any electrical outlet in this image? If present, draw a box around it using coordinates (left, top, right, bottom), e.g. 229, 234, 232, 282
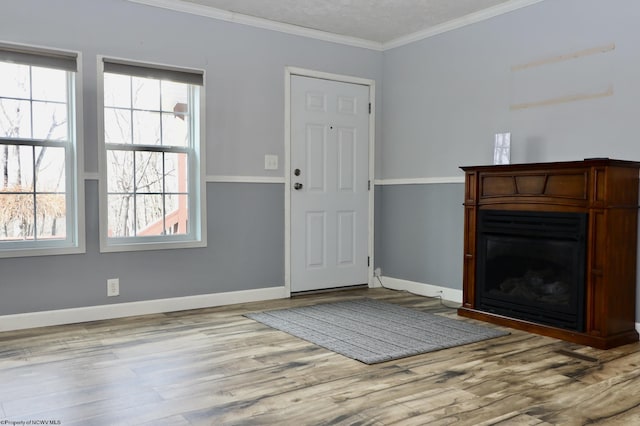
107, 278, 120, 297
374, 267, 382, 277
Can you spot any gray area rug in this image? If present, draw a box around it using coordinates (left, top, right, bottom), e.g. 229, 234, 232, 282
245, 298, 509, 364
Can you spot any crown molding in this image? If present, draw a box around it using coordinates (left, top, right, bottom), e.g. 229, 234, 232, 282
382, 0, 546, 50
127, 0, 384, 51
128, 0, 546, 52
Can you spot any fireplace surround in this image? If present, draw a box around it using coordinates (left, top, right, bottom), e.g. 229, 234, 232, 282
458, 159, 640, 349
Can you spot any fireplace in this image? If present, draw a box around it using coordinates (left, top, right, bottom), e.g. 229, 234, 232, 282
458, 159, 640, 349
476, 210, 587, 331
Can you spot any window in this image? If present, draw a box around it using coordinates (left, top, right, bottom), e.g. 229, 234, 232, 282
0, 43, 83, 257
99, 58, 205, 252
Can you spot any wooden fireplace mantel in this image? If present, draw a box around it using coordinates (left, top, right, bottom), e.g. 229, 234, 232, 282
458, 158, 640, 349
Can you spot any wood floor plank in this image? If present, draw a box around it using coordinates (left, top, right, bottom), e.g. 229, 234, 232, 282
527, 368, 640, 424
1, 288, 640, 424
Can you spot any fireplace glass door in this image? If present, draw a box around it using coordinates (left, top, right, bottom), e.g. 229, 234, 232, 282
476, 210, 587, 331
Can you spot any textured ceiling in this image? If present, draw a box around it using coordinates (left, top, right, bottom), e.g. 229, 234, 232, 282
181, 0, 514, 44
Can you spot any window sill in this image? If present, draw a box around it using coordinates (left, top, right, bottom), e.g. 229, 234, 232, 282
0, 244, 86, 259
99, 239, 207, 253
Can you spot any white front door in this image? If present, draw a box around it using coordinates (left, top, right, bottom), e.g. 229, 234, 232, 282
290, 75, 370, 292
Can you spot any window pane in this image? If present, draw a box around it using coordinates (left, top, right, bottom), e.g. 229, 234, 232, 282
104, 73, 131, 108
133, 110, 161, 145
0, 194, 34, 240
135, 194, 163, 236
32, 101, 68, 140
0, 145, 34, 191
135, 151, 163, 193
107, 150, 133, 193
31, 67, 67, 102
162, 112, 188, 147
164, 152, 188, 193
108, 194, 134, 237
35, 194, 66, 239
165, 193, 188, 235
132, 77, 160, 111
104, 108, 132, 144
0, 99, 32, 138
161, 81, 189, 112
35, 146, 66, 193
0, 62, 30, 99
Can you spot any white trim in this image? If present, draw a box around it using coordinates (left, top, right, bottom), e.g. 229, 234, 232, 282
374, 176, 465, 186
286, 67, 375, 87
0, 286, 288, 332
0, 245, 85, 259
206, 175, 285, 184
284, 67, 376, 295
284, 69, 292, 294
99, 239, 207, 253
127, 0, 544, 52
367, 80, 376, 288
377, 276, 463, 304
382, 0, 546, 50
196, 65, 208, 250
74, 52, 87, 258
127, 0, 382, 51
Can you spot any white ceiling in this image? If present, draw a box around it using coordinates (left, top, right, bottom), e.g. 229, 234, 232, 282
131, 0, 544, 49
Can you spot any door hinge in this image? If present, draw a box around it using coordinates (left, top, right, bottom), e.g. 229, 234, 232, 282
368, 103, 371, 114
368, 256, 370, 267
368, 180, 371, 190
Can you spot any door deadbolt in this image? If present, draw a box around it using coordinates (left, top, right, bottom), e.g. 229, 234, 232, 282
294, 168, 301, 176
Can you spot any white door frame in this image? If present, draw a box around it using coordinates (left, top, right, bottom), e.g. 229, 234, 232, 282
284, 66, 375, 296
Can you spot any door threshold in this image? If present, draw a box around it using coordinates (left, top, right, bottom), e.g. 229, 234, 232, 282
291, 284, 368, 297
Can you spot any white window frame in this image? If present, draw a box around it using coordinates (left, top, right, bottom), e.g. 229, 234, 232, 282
0, 42, 84, 259
97, 56, 206, 253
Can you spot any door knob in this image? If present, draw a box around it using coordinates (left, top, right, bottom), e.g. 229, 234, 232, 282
294, 182, 303, 190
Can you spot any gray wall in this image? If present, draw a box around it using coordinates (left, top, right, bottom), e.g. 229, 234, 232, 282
0, 0, 383, 315
379, 0, 640, 319
378, 184, 464, 288
0, 181, 284, 315
382, 0, 640, 179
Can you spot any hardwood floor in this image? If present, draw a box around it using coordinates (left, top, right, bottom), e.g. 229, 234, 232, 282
1, 288, 640, 425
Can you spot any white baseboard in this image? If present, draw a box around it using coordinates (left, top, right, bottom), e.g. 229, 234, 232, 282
379, 276, 463, 304
0, 286, 288, 332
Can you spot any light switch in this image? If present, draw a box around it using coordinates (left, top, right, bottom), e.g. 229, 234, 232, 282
264, 154, 278, 170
